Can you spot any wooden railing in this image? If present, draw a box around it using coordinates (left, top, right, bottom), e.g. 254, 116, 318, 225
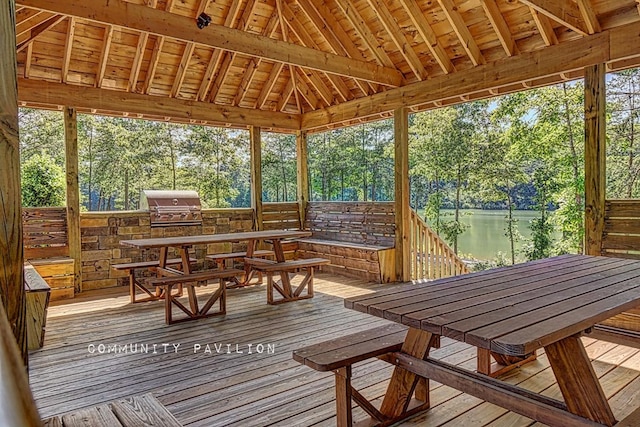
262, 202, 301, 230
410, 210, 469, 280
22, 207, 69, 260
602, 199, 640, 259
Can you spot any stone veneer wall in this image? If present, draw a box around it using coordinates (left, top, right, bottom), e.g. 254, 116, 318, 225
79, 209, 254, 291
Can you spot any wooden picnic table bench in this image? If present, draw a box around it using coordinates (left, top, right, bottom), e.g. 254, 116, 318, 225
294, 254, 640, 427
206, 249, 274, 286
148, 268, 244, 324
247, 257, 330, 304
112, 257, 196, 303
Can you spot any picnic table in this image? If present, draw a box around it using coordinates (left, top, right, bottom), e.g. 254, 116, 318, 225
344, 254, 640, 426
120, 230, 330, 323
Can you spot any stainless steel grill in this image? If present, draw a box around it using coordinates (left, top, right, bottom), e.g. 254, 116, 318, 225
140, 190, 202, 227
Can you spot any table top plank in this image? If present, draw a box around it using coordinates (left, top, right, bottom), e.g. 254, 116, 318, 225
405, 258, 630, 333
349, 255, 588, 317
344, 254, 640, 357
492, 281, 640, 356
450, 262, 640, 346
120, 230, 312, 249
387, 257, 619, 328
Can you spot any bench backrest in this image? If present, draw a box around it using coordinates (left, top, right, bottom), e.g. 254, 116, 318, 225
262, 202, 301, 230
304, 202, 395, 247
22, 207, 69, 259
602, 199, 640, 259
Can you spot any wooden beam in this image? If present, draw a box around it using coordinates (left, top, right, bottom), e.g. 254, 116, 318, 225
61, 17, 75, 83
295, 70, 321, 109
16, 13, 63, 52
250, 126, 264, 230
96, 25, 113, 88
1, 0, 28, 366
24, 42, 33, 78
584, 63, 606, 256
481, 0, 518, 56
438, 0, 484, 66
18, 78, 301, 130
301, 24, 635, 130
530, 7, 558, 46
363, 0, 427, 80
129, 32, 149, 92
170, 0, 208, 98
296, 130, 309, 227
575, 0, 601, 35
277, 78, 295, 112
64, 107, 82, 294
519, 0, 589, 36
394, 107, 410, 282
142, 0, 173, 94
397, 0, 454, 74
19, 0, 404, 87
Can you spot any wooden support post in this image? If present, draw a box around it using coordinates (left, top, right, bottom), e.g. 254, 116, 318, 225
250, 126, 264, 231
0, 0, 28, 367
296, 130, 309, 228
394, 107, 411, 282
584, 64, 606, 256
64, 107, 82, 294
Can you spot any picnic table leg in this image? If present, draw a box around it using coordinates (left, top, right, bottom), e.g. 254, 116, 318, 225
544, 335, 616, 426
271, 239, 294, 295
379, 328, 436, 418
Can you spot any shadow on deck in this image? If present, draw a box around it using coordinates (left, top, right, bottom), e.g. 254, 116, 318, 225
30, 273, 640, 426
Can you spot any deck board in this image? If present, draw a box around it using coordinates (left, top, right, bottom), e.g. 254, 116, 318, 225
29, 272, 640, 426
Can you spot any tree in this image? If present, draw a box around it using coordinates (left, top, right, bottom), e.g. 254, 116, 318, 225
21, 154, 65, 207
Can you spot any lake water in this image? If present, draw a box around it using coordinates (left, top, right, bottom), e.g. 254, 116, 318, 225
423, 209, 562, 261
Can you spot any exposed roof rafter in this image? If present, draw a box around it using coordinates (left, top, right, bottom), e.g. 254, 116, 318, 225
481, 0, 519, 56
438, 0, 485, 66
530, 7, 558, 46
519, 0, 589, 36
16, 0, 404, 87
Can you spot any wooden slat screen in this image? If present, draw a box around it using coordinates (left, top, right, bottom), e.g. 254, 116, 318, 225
262, 202, 301, 231
22, 207, 69, 259
304, 202, 396, 247
602, 199, 640, 259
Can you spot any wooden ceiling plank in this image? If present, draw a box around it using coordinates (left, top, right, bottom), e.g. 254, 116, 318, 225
575, 0, 601, 34
61, 17, 75, 83
256, 62, 284, 109
301, 25, 626, 130
437, 0, 485, 66
233, 12, 281, 107
208, 0, 260, 103
275, 0, 301, 113
16, 9, 43, 37
481, 0, 518, 56
363, 0, 426, 80
397, 0, 454, 74
16, 14, 64, 52
18, 78, 300, 130
530, 7, 558, 46
519, 0, 589, 36
142, 0, 173, 94
281, 3, 346, 104
197, 0, 243, 101
332, 0, 396, 69
17, 0, 404, 87
170, 0, 209, 98
96, 25, 113, 88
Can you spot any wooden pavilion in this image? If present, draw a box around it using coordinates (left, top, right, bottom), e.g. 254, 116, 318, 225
2, 0, 640, 425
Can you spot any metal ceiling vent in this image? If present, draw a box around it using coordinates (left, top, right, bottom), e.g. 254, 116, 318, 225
140, 190, 202, 227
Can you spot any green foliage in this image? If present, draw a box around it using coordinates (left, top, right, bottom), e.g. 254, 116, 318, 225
21, 154, 65, 207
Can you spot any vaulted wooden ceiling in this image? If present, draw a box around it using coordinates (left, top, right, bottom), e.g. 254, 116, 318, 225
13, 0, 640, 133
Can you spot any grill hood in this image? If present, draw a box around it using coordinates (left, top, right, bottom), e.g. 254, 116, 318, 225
140, 190, 202, 227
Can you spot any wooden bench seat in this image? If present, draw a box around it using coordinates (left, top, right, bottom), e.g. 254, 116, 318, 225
249, 257, 330, 304
24, 263, 51, 350
206, 249, 274, 286
112, 257, 196, 303
42, 393, 182, 426
149, 269, 244, 324
293, 324, 427, 426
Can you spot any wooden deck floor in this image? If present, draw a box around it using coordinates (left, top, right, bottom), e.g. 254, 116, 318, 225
30, 273, 640, 426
